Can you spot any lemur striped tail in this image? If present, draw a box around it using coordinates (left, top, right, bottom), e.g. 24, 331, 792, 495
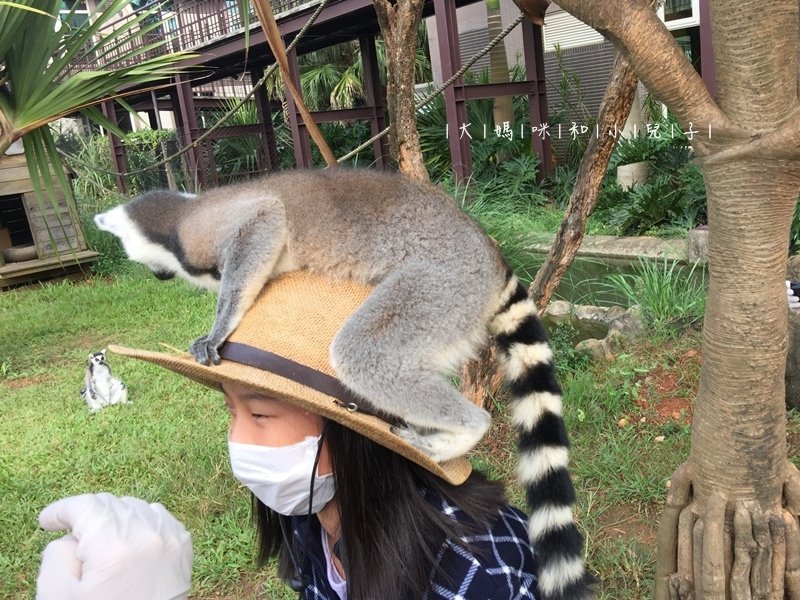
490, 272, 595, 600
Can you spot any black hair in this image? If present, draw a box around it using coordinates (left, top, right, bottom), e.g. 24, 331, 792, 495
252, 419, 508, 600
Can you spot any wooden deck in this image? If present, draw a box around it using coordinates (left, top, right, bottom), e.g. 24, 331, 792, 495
0, 250, 99, 289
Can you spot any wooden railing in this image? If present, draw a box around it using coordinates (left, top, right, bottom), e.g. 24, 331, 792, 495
68, 0, 318, 72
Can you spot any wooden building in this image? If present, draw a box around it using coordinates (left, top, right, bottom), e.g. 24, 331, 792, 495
77, 0, 552, 188
0, 154, 98, 289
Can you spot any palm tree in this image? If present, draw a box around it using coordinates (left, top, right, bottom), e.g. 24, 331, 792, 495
0, 0, 191, 214
263, 28, 432, 113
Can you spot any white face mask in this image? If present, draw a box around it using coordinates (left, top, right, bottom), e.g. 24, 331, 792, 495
228, 435, 336, 516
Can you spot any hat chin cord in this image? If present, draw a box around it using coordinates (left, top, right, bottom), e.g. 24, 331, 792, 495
283, 421, 331, 593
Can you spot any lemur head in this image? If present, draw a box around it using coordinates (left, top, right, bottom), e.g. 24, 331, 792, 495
88, 350, 108, 367
94, 190, 197, 281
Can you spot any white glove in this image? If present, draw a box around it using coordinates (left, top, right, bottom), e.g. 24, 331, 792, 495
788, 281, 800, 313
36, 493, 192, 600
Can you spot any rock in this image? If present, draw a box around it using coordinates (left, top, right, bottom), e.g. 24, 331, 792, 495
687, 226, 709, 264
604, 305, 629, 321
617, 161, 649, 190
604, 328, 627, 351
576, 338, 614, 361
618, 418, 628, 428
545, 300, 571, 321
545, 301, 644, 363
609, 308, 644, 339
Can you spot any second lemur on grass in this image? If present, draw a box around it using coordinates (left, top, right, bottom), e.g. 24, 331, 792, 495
94, 167, 594, 599
81, 349, 129, 413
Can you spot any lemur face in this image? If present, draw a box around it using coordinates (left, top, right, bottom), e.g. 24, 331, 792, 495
94, 204, 179, 281
88, 351, 107, 367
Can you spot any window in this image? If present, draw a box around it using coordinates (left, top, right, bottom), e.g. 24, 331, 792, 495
664, 0, 693, 22
657, 0, 700, 29
59, 0, 89, 29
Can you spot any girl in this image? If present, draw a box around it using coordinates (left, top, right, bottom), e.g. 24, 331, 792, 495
37, 272, 545, 600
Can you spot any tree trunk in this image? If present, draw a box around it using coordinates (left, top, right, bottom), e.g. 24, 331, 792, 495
530, 0, 800, 596
656, 0, 799, 596
529, 49, 639, 310
372, 0, 430, 182
655, 156, 800, 600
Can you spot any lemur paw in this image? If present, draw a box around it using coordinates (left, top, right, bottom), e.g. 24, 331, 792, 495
391, 424, 489, 462
190, 335, 222, 366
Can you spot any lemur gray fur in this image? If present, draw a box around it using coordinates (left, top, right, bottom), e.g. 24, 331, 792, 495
94, 167, 594, 599
80, 349, 129, 412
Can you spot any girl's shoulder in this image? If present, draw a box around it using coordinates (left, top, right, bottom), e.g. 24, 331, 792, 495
427, 496, 538, 599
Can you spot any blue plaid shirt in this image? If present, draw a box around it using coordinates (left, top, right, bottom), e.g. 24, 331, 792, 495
289, 491, 538, 600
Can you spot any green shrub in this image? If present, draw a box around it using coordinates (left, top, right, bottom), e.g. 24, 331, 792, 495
547, 321, 592, 375
600, 257, 707, 336
202, 99, 261, 184
790, 194, 800, 254
417, 65, 535, 182
542, 165, 577, 208
594, 112, 707, 236
311, 120, 375, 167
67, 132, 117, 209
123, 128, 183, 193
480, 154, 545, 202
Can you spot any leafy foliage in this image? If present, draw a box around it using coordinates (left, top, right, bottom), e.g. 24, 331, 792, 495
204, 99, 262, 184
542, 165, 578, 208
124, 128, 184, 192
0, 0, 191, 243
311, 120, 375, 167
790, 194, 800, 254
599, 258, 707, 337
547, 321, 592, 375
417, 65, 534, 182
594, 113, 708, 235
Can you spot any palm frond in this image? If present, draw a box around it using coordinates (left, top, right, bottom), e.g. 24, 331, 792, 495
0, 0, 195, 259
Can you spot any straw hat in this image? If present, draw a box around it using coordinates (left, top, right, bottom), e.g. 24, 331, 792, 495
109, 271, 473, 485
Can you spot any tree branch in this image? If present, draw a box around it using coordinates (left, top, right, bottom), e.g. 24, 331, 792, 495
703, 108, 800, 165
251, 0, 337, 165
555, 0, 745, 154
371, 0, 395, 33
529, 48, 639, 309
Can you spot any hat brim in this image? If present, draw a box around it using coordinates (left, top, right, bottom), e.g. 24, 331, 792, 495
108, 344, 473, 485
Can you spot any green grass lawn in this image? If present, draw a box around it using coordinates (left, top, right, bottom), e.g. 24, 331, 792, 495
3, 272, 797, 599
0, 273, 294, 599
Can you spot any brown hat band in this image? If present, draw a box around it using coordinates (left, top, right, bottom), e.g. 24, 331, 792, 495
219, 341, 367, 413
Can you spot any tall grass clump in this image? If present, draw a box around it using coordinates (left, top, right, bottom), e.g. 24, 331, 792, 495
599, 258, 707, 336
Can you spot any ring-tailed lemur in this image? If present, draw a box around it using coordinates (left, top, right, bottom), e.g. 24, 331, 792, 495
94, 168, 594, 599
80, 350, 129, 413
